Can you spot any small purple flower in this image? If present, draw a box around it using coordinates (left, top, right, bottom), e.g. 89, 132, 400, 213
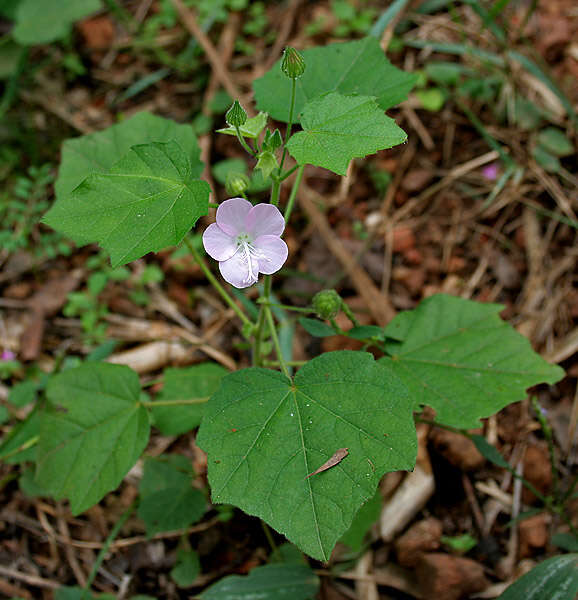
202, 198, 288, 289
1, 349, 15, 361
482, 163, 499, 181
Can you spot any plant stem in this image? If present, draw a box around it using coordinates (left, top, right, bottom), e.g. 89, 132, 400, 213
340, 300, 360, 327
0, 436, 38, 461
279, 164, 299, 182
82, 501, 135, 599
261, 520, 281, 561
270, 178, 281, 206
234, 125, 256, 156
265, 306, 290, 377
284, 165, 304, 223
263, 360, 306, 367
252, 276, 272, 366
184, 237, 253, 330
257, 299, 314, 314
279, 78, 297, 173
141, 397, 209, 407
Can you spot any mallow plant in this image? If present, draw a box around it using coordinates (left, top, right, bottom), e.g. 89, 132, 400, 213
3, 37, 571, 594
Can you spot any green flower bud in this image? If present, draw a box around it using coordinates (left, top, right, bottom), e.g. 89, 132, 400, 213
312, 289, 342, 320
225, 172, 250, 196
225, 100, 247, 127
281, 46, 305, 79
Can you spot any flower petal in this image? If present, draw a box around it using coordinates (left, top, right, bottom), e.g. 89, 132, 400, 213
216, 198, 253, 237
254, 235, 288, 275
202, 223, 237, 261
245, 203, 285, 238
219, 251, 259, 289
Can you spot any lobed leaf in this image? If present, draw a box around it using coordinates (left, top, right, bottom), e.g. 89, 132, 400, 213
36, 363, 149, 515
55, 111, 203, 198
13, 0, 101, 45
197, 351, 416, 561
44, 141, 210, 267
286, 92, 407, 175
199, 564, 319, 600
253, 37, 417, 122
496, 554, 578, 600
380, 294, 565, 428
151, 363, 227, 436
138, 455, 206, 536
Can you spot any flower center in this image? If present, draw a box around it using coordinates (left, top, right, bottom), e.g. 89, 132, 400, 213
234, 232, 269, 284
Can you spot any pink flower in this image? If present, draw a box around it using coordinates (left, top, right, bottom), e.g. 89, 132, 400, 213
1, 349, 15, 361
482, 163, 499, 181
202, 198, 288, 289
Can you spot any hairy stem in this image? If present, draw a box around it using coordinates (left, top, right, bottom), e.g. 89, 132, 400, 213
141, 397, 209, 408
184, 237, 253, 329
284, 164, 305, 223
265, 306, 290, 377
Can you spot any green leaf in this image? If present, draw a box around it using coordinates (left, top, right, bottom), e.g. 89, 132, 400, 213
470, 434, 509, 469
347, 326, 385, 340
216, 112, 268, 139
171, 548, 201, 587
197, 351, 416, 561
425, 61, 465, 85
36, 363, 150, 515
532, 145, 560, 173
55, 111, 203, 199
138, 455, 206, 536
199, 564, 319, 600
13, 0, 101, 45
415, 88, 446, 111
0, 39, 24, 80
551, 533, 578, 552
255, 150, 279, 180
253, 37, 417, 123
0, 408, 41, 464
44, 141, 211, 267
441, 533, 477, 553
496, 554, 578, 600
151, 363, 227, 436
8, 380, 40, 407
536, 127, 574, 157
286, 92, 407, 175
298, 317, 336, 338
339, 489, 382, 552
0, 405, 8, 425
379, 295, 565, 428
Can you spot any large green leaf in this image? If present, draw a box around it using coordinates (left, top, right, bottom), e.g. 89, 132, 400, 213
151, 364, 227, 436
36, 363, 150, 515
138, 455, 206, 536
197, 351, 416, 561
379, 294, 565, 429
496, 554, 578, 600
253, 37, 417, 122
286, 92, 407, 175
44, 141, 210, 267
55, 111, 203, 199
13, 0, 101, 45
199, 564, 319, 600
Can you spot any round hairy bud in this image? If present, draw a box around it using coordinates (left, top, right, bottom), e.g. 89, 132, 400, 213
225, 172, 250, 196
312, 289, 342, 320
225, 100, 247, 127
281, 46, 305, 79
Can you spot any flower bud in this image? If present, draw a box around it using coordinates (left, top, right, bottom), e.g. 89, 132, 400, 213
312, 289, 342, 320
225, 100, 247, 127
225, 172, 250, 196
281, 47, 305, 79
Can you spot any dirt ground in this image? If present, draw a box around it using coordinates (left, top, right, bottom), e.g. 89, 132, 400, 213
0, 0, 577, 598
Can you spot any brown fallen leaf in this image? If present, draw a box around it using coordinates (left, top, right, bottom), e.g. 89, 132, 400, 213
305, 448, 349, 479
